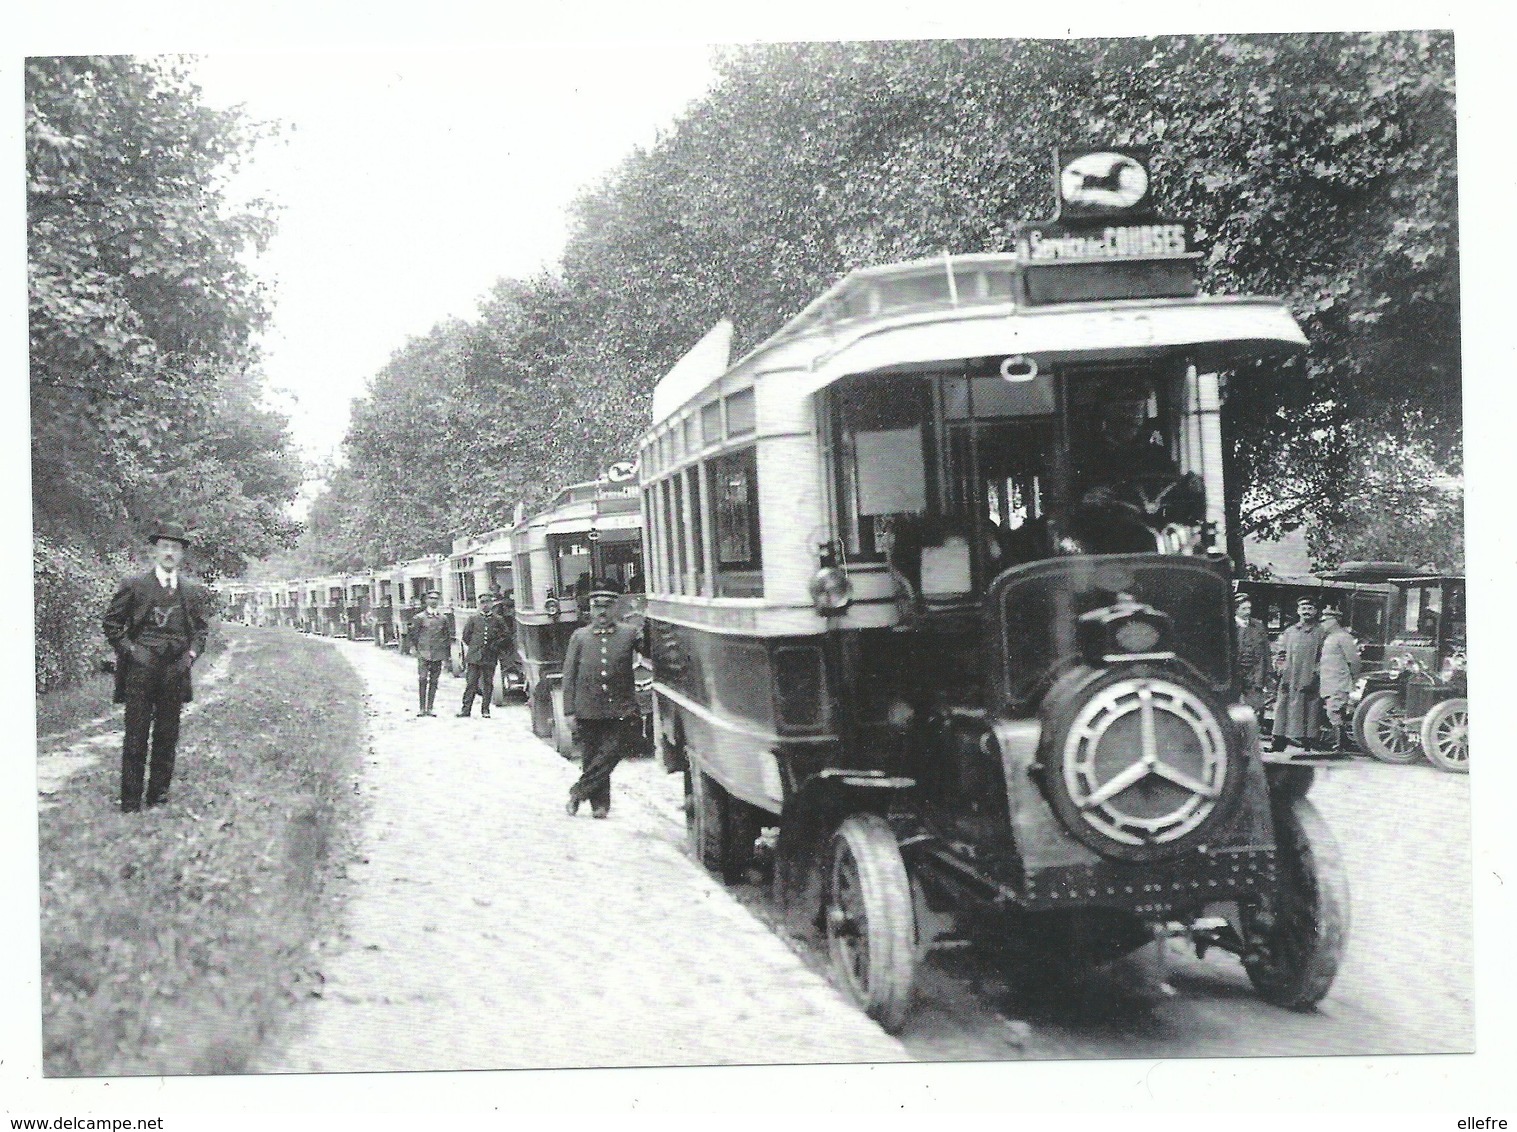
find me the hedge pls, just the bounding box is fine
[33,537,130,695]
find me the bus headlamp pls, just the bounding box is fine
[809,566,853,616]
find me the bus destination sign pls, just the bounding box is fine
[1013,145,1199,303]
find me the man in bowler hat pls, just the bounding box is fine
[101,521,211,812]
[563,578,641,819]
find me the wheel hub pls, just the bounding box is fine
[1062,677,1228,848]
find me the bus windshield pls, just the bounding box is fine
[827,359,1207,601]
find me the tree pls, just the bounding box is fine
[27,55,302,575]
[303,33,1459,571]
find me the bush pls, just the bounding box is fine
[33,537,130,694]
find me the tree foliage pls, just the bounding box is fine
[301,33,1459,572]
[28,55,303,579]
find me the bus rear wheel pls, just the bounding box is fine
[823,813,917,1034]
[685,767,760,882]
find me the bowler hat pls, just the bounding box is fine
[147,519,191,547]
[587,577,623,600]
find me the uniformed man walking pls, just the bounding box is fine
[457,592,506,718]
[408,590,452,717]
[101,520,211,812]
[562,579,641,819]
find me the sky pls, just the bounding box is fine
[191,48,722,469]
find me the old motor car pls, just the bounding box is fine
[1352,574,1467,772]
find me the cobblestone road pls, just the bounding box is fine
[255,637,908,1071]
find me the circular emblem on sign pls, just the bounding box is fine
[1061,677,1227,850]
[1060,151,1149,211]
[605,460,638,483]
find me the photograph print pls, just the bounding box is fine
[23,26,1476,1098]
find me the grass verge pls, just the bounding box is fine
[37,625,367,1076]
[35,632,230,740]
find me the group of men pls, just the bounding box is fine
[404,588,516,718]
[102,522,645,822]
[1235,592,1362,754]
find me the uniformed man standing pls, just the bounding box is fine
[408,590,452,717]
[1272,596,1327,751]
[101,520,211,812]
[1234,592,1271,715]
[457,592,505,718]
[562,579,641,819]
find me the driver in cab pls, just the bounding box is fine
[1066,383,1203,554]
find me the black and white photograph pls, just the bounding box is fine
[7,2,1511,1122]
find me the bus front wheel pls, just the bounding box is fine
[823,813,917,1034]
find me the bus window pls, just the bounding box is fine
[514,553,532,608]
[686,465,706,594]
[711,446,762,596]
[965,420,1055,575]
[831,377,935,560]
[552,536,592,601]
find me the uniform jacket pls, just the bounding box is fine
[102,570,212,704]
[1235,616,1270,692]
[461,608,510,665]
[561,622,640,719]
[408,608,454,661]
[1318,626,1362,699]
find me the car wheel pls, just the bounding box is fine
[1419,697,1469,774]
[1356,690,1421,763]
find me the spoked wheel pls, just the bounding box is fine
[1419,697,1469,774]
[1355,690,1421,763]
[1242,797,1350,1011]
[823,814,917,1033]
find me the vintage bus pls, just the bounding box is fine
[384,554,446,654]
[511,471,648,752]
[639,148,1346,1031]
[444,527,522,696]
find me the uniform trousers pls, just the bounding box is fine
[416,659,443,712]
[461,659,497,714]
[568,717,637,813]
[121,660,186,810]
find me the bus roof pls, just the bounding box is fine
[650,253,1306,422]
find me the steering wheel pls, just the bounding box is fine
[1079,472,1205,529]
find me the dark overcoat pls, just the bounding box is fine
[101,571,212,704]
